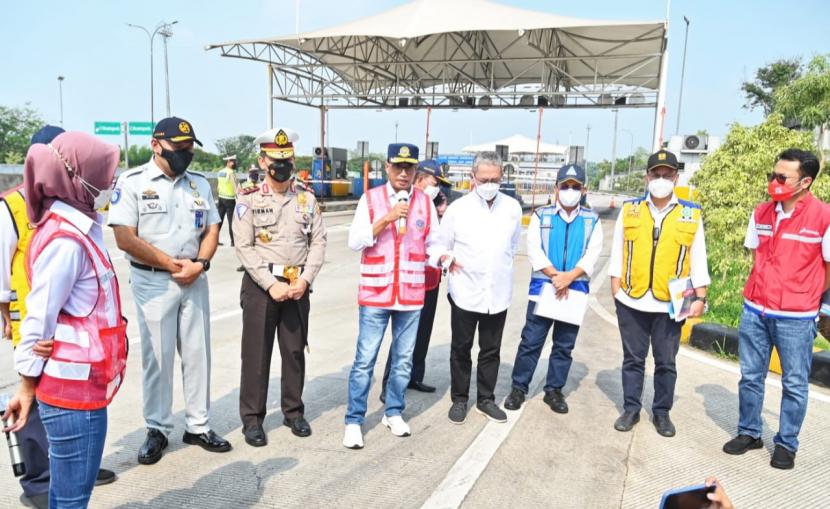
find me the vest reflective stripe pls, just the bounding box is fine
[743,193,830,315]
[217,169,236,199]
[620,198,701,302]
[3,190,33,347]
[529,206,597,297]
[358,186,431,307]
[27,214,128,410]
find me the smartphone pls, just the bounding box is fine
[659,484,716,509]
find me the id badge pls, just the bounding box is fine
[194,210,204,228]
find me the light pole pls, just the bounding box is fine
[127,20,178,124]
[57,76,65,127]
[394,121,399,143]
[158,23,177,116]
[610,108,619,191]
[621,128,634,189]
[675,16,690,135]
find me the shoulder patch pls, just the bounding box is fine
[235,203,250,219]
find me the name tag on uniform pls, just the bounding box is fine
[756,224,772,231]
[194,210,204,228]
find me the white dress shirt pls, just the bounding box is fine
[348,183,441,311]
[609,193,711,313]
[14,201,106,377]
[0,190,21,304]
[744,202,830,259]
[434,191,523,314]
[526,205,604,276]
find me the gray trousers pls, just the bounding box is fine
[131,268,211,435]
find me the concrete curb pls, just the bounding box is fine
[690,322,830,388]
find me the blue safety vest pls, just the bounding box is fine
[528,205,598,297]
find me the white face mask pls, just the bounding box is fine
[92,188,114,210]
[558,189,582,208]
[648,177,675,199]
[474,181,500,201]
[424,185,440,200]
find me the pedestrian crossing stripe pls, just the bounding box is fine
[236,203,249,219]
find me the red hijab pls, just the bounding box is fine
[24,132,120,225]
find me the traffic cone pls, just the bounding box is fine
[610,195,616,209]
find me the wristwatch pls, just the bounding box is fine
[195,258,211,272]
[692,296,707,304]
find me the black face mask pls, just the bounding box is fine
[267,161,293,182]
[160,148,194,176]
[250,172,260,183]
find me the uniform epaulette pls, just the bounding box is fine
[677,198,701,209]
[186,170,209,181]
[240,185,260,195]
[121,167,144,179]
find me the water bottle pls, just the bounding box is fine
[0,394,26,477]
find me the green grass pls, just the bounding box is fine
[815,335,830,351]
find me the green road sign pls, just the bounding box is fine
[94,121,121,135]
[128,122,154,135]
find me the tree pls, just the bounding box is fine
[121,145,153,168]
[191,148,223,172]
[741,58,802,115]
[774,54,830,159]
[690,114,818,326]
[0,104,45,163]
[215,135,257,172]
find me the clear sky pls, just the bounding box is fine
[2,0,828,161]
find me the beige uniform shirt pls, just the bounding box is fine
[233,182,327,290]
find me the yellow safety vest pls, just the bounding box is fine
[217,168,236,199]
[620,198,701,302]
[2,191,34,347]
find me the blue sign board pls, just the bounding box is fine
[437,154,474,166]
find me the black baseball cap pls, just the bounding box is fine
[556,164,586,184]
[152,117,203,146]
[646,150,678,172]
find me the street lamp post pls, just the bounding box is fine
[610,109,619,191]
[621,128,634,190]
[57,76,65,127]
[127,20,178,124]
[675,16,690,135]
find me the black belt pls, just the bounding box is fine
[268,264,305,283]
[130,261,170,273]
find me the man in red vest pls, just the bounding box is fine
[343,143,440,449]
[723,149,830,470]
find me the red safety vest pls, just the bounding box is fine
[26,213,128,410]
[743,192,830,318]
[358,185,431,307]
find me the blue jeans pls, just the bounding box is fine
[38,401,107,509]
[511,301,580,393]
[737,309,816,452]
[345,306,420,425]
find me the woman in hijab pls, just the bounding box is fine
[3,131,127,509]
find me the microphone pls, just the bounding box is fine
[395,190,409,235]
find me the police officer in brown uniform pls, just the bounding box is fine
[234,128,327,447]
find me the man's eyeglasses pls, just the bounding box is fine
[389,164,415,174]
[559,183,582,191]
[768,172,795,184]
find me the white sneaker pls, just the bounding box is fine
[343,424,364,449]
[382,415,411,437]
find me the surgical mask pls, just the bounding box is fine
[159,148,193,176]
[475,181,500,201]
[558,189,582,208]
[424,185,440,200]
[79,177,114,210]
[648,177,675,199]
[267,161,293,182]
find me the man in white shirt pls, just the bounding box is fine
[434,151,523,425]
[608,150,709,437]
[343,143,440,449]
[504,164,603,414]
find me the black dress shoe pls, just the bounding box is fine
[723,434,763,455]
[138,428,168,465]
[284,416,312,437]
[95,468,117,486]
[407,381,436,393]
[770,444,796,470]
[543,389,569,414]
[183,430,232,453]
[20,493,49,509]
[236,266,245,272]
[652,413,676,437]
[504,388,525,411]
[243,426,267,447]
[379,387,387,404]
[614,411,640,432]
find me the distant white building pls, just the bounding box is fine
[666,134,721,186]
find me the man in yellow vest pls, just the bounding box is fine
[0,125,115,509]
[608,149,710,437]
[216,155,239,246]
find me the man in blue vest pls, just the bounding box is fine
[505,164,603,413]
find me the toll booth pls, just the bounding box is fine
[312,147,348,197]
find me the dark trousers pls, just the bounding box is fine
[615,299,683,414]
[511,301,581,393]
[382,285,440,388]
[217,198,236,246]
[239,273,309,428]
[17,402,50,497]
[449,295,508,404]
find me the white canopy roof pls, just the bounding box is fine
[462,134,568,155]
[208,0,667,110]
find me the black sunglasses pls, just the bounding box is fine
[767,172,795,184]
[559,183,582,191]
